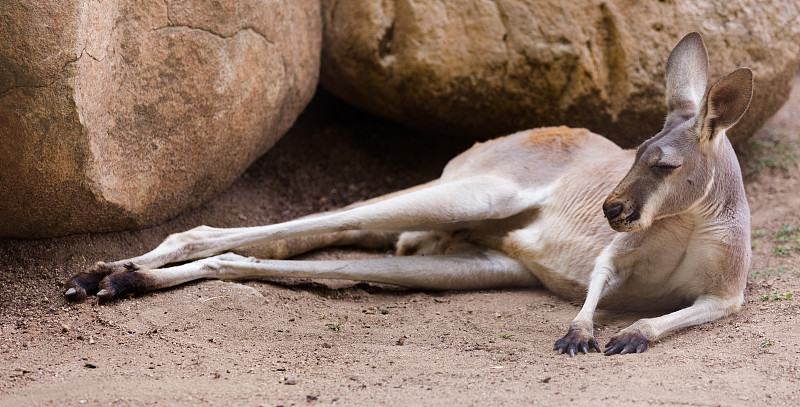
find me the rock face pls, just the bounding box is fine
[321,0,800,147]
[0,0,321,238]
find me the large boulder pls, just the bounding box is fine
[320,0,800,147]
[0,0,321,238]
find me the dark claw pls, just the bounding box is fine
[63,286,87,302]
[604,331,650,356]
[589,338,601,353]
[604,343,623,356]
[96,288,115,302]
[554,327,599,357]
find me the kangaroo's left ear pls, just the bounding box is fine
[697,67,753,143]
[665,32,708,119]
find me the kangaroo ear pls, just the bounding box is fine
[696,68,753,143]
[665,32,708,120]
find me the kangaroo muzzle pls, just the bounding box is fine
[603,197,642,232]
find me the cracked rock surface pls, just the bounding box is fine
[320,0,800,147]
[0,0,321,238]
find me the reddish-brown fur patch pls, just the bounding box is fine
[524,126,592,150]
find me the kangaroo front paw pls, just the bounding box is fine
[554,327,601,357]
[65,262,123,302]
[604,330,650,356]
[95,263,155,302]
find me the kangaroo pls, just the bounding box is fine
[65,33,753,356]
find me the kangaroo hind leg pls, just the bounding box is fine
[66,175,535,301]
[95,249,541,300]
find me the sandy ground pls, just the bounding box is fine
[2,78,800,406]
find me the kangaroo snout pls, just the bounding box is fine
[603,197,642,232]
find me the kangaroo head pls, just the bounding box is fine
[604,32,753,232]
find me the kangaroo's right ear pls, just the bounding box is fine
[664,32,709,123]
[695,67,753,143]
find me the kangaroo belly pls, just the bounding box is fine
[502,218,613,301]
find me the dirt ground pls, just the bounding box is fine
[2,76,800,406]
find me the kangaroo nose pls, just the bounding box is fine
[603,201,624,220]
